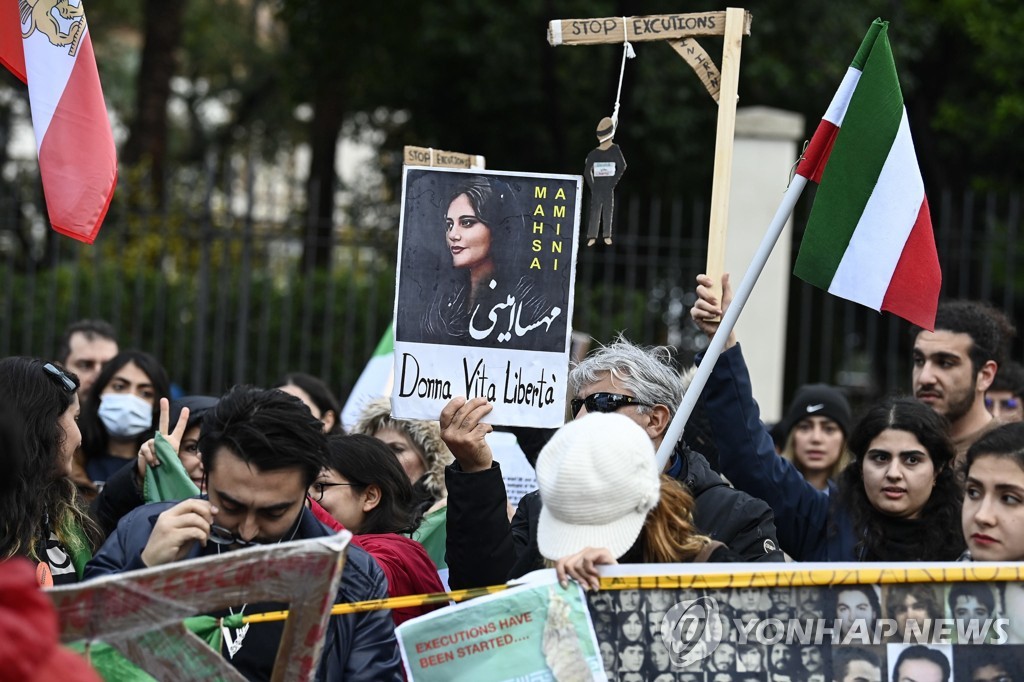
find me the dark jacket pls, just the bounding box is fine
[85,501,403,681]
[445,439,784,590]
[89,459,144,540]
[698,343,857,561]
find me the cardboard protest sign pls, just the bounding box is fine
[574,563,1024,682]
[50,533,352,682]
[396,572,605,681]
[392,167,582,427]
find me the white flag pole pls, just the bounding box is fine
[655,174,809,471]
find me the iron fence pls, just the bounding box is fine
[1,166,1020,412]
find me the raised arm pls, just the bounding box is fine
[691,274,832,560]
[441,397,519,588]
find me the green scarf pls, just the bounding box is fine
[143,432,200,504]
[68,614,246,680]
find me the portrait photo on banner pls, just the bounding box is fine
[392,167,582,428]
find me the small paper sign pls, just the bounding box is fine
[397,571,606,681]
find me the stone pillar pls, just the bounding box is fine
[724,106,805,422]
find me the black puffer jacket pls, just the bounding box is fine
[446,442,784,590]
[85,501,403,681]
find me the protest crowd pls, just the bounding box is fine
[4,278,1024,681]
[2,5,1024,681]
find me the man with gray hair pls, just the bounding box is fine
[442,336,783,590]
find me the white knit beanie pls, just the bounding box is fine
[536,412,660,561]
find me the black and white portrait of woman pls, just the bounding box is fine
[396,169,576,353]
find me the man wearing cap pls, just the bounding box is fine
[441,337,783,591]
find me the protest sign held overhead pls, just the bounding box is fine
[393,167,582,428]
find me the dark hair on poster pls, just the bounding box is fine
[395,169,576,352]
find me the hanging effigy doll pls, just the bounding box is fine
[584,116,627,246]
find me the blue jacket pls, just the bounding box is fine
[85,501,403,681]
[699,344,857,561]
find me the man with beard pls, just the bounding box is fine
[913,300,1015,460]
[768,644,798,682]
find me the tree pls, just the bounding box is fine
[119,1,188,203]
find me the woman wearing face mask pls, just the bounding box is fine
[0,357,100,585]
[78,350,170,495]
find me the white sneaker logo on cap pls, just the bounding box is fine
[805,403,825,413]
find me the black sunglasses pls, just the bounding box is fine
[42,362,78,394]
[570,392,652,418]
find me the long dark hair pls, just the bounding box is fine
[324,434,422,535]
[79,350,170,460]
[277,372,344,435]
[443,174,525,279]
[837,396,963,559]
[0,357,97,561]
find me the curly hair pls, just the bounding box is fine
[837,396,964,560]
[0,357,98,562]
[919,299,1017,374]
[351,397,452,503]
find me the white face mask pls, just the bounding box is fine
[98,393,153,439]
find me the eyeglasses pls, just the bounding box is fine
[208,513,303,548]
[310,480,358,503]
[208,524,257,547]
[42,362,78,394]
[569,392,652,418]
[985,396,1021,411]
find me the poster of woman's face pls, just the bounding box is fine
[395,168,580,353]
[392,167,582,427]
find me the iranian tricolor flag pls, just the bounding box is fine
[1,0,116,244]
[340,324,395,430]
[793,19,940,330]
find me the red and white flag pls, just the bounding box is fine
[1,0,116,244]
[793,19,940,330]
